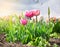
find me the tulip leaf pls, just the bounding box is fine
[48,7,50,16]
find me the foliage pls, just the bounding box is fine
[27,37,50,47]
[53,44,58,47]
[50,32,60,38]
[0,15,54,46]
[52,21,60,33]
[0,18,8,34]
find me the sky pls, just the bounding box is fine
[0,0,60,18]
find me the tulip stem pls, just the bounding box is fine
[36,16,37,23]
[48,15,50,22]
[30,18,31,20]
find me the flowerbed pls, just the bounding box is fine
[0,10,60,47]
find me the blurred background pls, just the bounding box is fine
[0,0,60,18]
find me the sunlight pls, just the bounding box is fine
[0,1,15,16]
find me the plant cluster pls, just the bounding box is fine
[0,9,60,47]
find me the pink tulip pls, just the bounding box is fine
[25,11,33,18]
[20,19,27,25]
[53,17,56,22]
[33,10,40,16]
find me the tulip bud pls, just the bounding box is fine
[20,19,27,25]
[53,17,56,22]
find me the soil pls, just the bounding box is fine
[49,38,60,45]
[0,33,60,47]
[49,38,60,47]
[0,33,35,47]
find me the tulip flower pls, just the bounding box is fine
[12,17,16,23]
[33,10,40,16]
[19,15,22,19]
[25,11,33,19]
[32,10,40,22]
[53,17,56,23]
[20,19,27,25]
[46,18,49,23]
[3,16,10,21]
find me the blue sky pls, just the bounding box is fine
[0,0,60,18]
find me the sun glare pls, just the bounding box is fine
[0,1,15,16]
